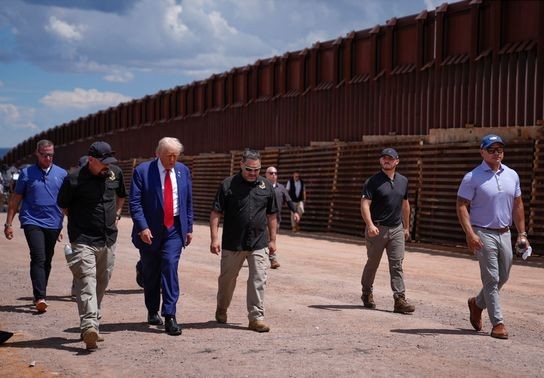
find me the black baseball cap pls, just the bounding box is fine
[88,141,117,164]
[380,147,399,159]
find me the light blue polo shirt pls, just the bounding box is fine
[15,163,67,229]
[457,162,521,228]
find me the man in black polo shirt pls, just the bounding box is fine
[360,147,415,314]
[57,141,126,350]
[210,149,278,332]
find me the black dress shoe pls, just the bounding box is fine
[148,312,163,325]
[165,316,182,336]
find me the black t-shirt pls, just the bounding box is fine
[361,170,408,227]
[212,172,278,251]
[57,164,127,247]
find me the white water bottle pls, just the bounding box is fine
[64,244,73,256]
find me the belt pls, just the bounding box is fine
[472,225,509,234]
[374,222,401,228]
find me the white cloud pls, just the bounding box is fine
[45,16,85,41]
[104,70,134,83]
[164,1,189,38]
[208,11,238,39]
[0,103,39,131]
[424,0,439,10]
[40,88,131,109]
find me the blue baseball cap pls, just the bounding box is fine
[480,134,505,149]
[380,147,399,159]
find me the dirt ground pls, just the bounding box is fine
[0,218,543,377]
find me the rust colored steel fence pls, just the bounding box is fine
[3,0,543,167]
[116,135,543,256]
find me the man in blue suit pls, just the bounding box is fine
[130,137,193,336]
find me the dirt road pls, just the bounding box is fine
[1,219,543,377]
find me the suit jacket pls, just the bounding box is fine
[130,159,193,251]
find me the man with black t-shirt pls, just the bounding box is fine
[210,149,278,332]
[57,141,126,350]
[360,147,415,314]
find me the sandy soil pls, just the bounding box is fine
[0,218,543,377]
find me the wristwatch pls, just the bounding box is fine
[4,223,12,228]
[519,232,528,237]
[116,214,122,220]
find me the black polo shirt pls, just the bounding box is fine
[361,170,408,227]
[212,172,278,251]
[57,164,126,247]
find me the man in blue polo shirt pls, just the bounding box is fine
[4,140,67,313]
[457,134,529,340]
[360,147,415,314]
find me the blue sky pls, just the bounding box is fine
[0,0,438,151]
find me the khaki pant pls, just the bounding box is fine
[361,224,406,298]
[217,248,268,321]
[65,243,115,332]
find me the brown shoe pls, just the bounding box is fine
[394,295,415,313]
[81,332,105,342]
[215,309,227,324]
[248,319,270,333]
[82,327,99,350]
[270,259,280,269]
[361,292,376,309]
[491,323,508,339]
[35,299,48,313]
[468,297,483,331]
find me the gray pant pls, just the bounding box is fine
[361,224,406,298]
[217,248,268,321]
[65,243,115,332]
[473,228,513,326]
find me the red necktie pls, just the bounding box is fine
[164,169,174,228]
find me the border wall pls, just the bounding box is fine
[117,127,544,254]
[3,0,543,167]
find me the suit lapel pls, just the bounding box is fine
[174,164,182,207]
[150,159,164,208]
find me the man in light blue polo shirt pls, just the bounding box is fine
[4,140,67,313]
[456,134,529,340]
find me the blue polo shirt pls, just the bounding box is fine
[15,163,67,229]
[457,162,521,228]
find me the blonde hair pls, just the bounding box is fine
[156,137,183,154]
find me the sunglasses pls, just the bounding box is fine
[243,165,261,173]
[38,152,54,158]
[485,147,504,154]
[266,171,277,175]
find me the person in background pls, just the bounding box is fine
[57,141,126,350]
[457,134,528,340]
[130,137,193,336]
[264,166,300,269]
[285,171,306,233]
[210,149,278,332]
[4,140,66,313]
[360,148,415,314]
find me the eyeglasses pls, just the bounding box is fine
[485,147,504,154]
[266,171,277,175]
[243,165,261,173]
[38,152,54,158]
